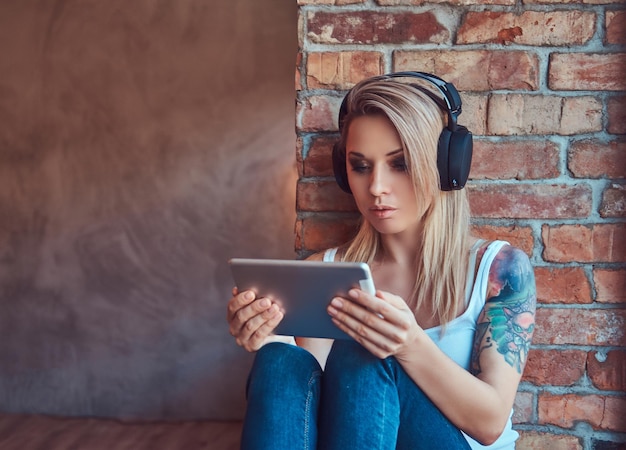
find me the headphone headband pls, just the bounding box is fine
[378,71,463,120]
[338,71,463,132]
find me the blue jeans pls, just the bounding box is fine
[241,341,471,450]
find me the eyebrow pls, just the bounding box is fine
[348,149,404,158]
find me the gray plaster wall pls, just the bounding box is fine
[0,0,298,420]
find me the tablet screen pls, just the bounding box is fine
[229,258,375,339]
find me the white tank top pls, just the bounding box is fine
[323,241,518,449]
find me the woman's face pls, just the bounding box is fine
[345,114,429,237]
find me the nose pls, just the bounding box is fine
[369,165,391,197]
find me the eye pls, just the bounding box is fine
[348,156,371,174]
[349,161,371,173]
[391,157,408,172]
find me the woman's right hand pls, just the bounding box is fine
[226,287,284,352]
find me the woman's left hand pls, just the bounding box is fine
[327,289,421,359]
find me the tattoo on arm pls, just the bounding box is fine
[471,246,537,375]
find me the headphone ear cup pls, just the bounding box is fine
[437,129,453,190]
[332,142,352,194]
[437,126,473,191]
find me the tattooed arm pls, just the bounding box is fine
[454,244,536,442]
[472,245,536,377]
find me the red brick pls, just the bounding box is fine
[588,350,626,391]
[522,349,586,386]
[459,94,488,136]
[538,393,626,432]
[378,0,514,5]
[298,0,364,4]
[559,97,604,134]
[534,267,592,304]
[296,52,303,91]
[469,184,592,219]
[306,11,448,45]
[600,184,626,218]
[487,94,602,135]
[542,224,626,263]
[568,139,626,179]
[469,224,534,254]
[526,0,623,4]
[297,95,342,132]
[295,215,360,252]
[306,52,384,89]
[297,180,358,212]
[607,95,626,135]
[534,308,626,346]
[458,11,595,46]
[516,432,582,450]
[471,140,560,180]
[301,135,336,177]
[606,11,626,45]
[594,269,626,304]
[549,53,626,91]
[296,137,305,178]
[295,219,303,251]
[393,50,538,91]
[513,391,534,424]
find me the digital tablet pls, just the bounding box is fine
[228,258,376,339]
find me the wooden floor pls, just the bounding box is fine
[0,414,242,450]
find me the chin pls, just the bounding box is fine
[370,221,405,235]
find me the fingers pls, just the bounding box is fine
[337,289,412,328]
[226,289,256,322]
[240,309,284,352]
[327,289,414,358]
[233,298,282,350]
[227,289,284,352]
[328,297,400,339]
[329,306,405,358]
[228,290,278,326]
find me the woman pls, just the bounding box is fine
[227,72,536,449]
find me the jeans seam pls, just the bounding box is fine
[378,381,387,449]
[303,369,321,450]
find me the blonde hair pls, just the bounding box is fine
[336,77,471,326]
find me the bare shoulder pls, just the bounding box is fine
[305,247,342,262]
[306,252,326,262]
[486,244,535,304]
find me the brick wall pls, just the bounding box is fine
[295,0,626,448]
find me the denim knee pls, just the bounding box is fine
[246,342,322,399]
[324,340,394,380]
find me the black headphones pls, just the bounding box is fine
[332,71,473,193]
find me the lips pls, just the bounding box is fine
[369,205,396,219]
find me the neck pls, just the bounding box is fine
[377,232,421,267]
